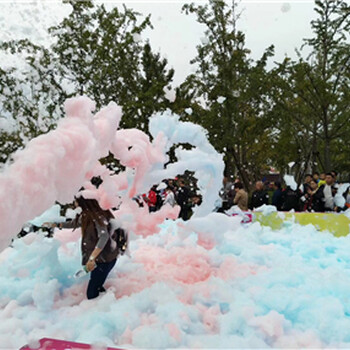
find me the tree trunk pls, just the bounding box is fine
[317,153,325,172]
[229,147,251,191]
[224,155,235,178]
[311,123,318,173]
[324,137,331,172]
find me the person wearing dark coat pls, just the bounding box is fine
[301,174,313,195]
[250,181,269,210]
[176,179,191,220]
[303,180,325,212]
[281,186,301,211]
[272,182,283,211]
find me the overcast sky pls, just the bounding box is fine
[0,1,317,86]
[127,0,316,84]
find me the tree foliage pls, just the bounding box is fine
[181,0,276,189]
[180,0,350,185]
[271,0,350,174]
[0,0,174,162]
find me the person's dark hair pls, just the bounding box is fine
[75,196,114,234]
[313,172,319,176]
[305,174,312,179]
[192,194,202,206]
[235,182,243,190]
[326,172,334,178]
[275,181,281,189]
[91,176,103,189]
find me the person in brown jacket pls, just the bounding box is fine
[47,196,120,299]
[233,182,249,211]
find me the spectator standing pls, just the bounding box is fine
[233,182,248,211]
[313,172,320,184]
[323,173,337,211]
[281,186,301,211]
[303,180,325,212]
[168,179,178,193]
[220,176,235,210]
[272,182,283,211]
[187,194,203,219]
[142,185,158,212]
[301,174,313,195]
[176,179,191,220]
[331,170,338,184]
[163,186,177,207]
[250,181,269,210]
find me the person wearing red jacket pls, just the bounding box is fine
[142,185,158,212]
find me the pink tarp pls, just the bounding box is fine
[20,338,122,350]
[228,212,253,223]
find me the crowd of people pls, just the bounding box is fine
[138,178,202,221]
[140,171,350,215]
[220,171,350,213]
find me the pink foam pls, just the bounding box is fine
[114,199,180,238]
[202,305,220,333]
[214,256,268,280]
[248,310,287,338]
[196,232,216,250]
[114,239,267,301]
[133,245,212,284]
[166,323,182,342]
[0,97,121,252]
[111,129,166,199]
[119,326,133,345]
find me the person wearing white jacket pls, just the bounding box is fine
[163,186,177,207]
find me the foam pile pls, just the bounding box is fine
[1,215,350,348]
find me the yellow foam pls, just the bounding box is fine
[254,212,350,237]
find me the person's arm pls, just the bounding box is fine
[85,222,109,271]
[59,216,81,229]
[93,222,109,254]
[44,216,81,229]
